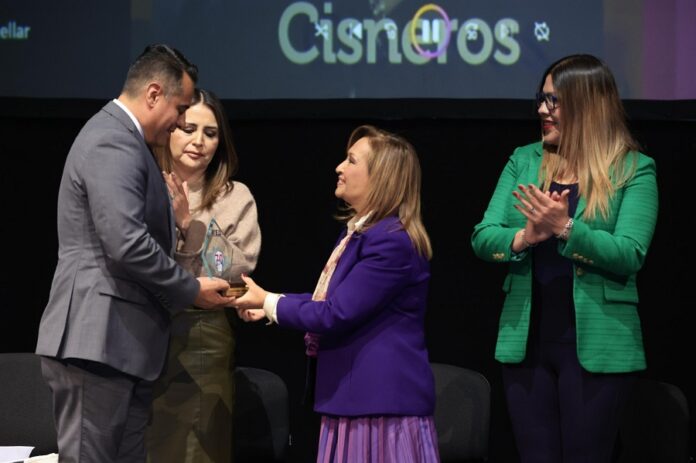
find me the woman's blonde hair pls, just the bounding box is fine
[338,125,432,259]
[539,54,639,219]
[155,88,238,211]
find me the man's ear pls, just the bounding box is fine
[145,82,163,108]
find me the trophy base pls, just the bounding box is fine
[226,284,248,297]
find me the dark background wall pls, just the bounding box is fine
[1,99,693,462]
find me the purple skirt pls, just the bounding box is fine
[317,415,440,463]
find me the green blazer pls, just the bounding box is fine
[471,141,658,373]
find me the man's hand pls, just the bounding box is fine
[194,277,235,309]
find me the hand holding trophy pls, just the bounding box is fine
[201,218,248,297]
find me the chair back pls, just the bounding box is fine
[431,362,490,462]
[617,378,691,463]
[233,366,290,462]
[0,353,58,456]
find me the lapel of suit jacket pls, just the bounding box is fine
[160,160,176,256]
[574,192,587,219]
[168,203,176,256]
[103,101,176,255]
[326,230,362,296]
[529,143,543,185]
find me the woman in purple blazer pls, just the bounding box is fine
[235,125,439,462]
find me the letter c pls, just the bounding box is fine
[279,2,320,64]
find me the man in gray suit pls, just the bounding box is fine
[36,44,235,462]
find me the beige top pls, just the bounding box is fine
[174,180,261,280]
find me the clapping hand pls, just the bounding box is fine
[163,171,192,233]
[513,184,571,243]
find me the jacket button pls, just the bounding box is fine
[576,267,585,276]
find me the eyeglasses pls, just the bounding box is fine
[536,92,559,111]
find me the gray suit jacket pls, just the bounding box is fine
[36,101,200,381]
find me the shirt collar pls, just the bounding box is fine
[348,211,373,233]
[112,99,144,138]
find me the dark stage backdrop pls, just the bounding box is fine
[1,100,694,462]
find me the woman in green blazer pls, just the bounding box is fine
[472,55,658,462]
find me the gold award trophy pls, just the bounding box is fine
[201,218,248,297]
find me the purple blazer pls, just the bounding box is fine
[277,216,435,417]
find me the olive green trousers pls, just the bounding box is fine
[148,309,236,463]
